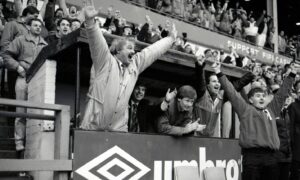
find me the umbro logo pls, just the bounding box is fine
[75,146,150,180]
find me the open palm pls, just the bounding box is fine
[82,0,101,20]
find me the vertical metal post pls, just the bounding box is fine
[74,46,81,128]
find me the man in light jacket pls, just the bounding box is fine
[80,0,177,132]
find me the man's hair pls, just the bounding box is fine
[177,85,197,100]
[205,71,217,85]
[22,6,39,17]
[109,38,135,55]
[71,18,81,25]
[247,87,265,99]
[56,18,70,27]
[55,8,63,17]
[26,0,38,6]
[28,18,43,26]
[204,49,212,55]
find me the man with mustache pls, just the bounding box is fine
[80,0,177,132]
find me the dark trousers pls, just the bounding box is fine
[278,162,291,180]
[290,161,300,180]
[242,148,279,180]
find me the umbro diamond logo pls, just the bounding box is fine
[75,146,150,180]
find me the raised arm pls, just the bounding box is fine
[194,56,206,98]
[82,0,111,74]
[134,21,177,73]
[211,62,248,115]
[39,0,49,19]
[268,70,296,115]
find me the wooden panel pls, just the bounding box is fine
[0,160,72,171]
[0,98,68,111]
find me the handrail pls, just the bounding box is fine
[0,98,71,180]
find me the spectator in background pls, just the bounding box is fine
[15,0,48,20]
[2,18,47,155]
[256,11,272,48]
[45,18,71,44]
[71,18,82,31]
[279,31,287,54]
[243,11,265,45]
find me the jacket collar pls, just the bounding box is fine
[25,33,48,46]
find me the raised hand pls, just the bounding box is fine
[195,55,205,66]
[82,0,102,21]
[165,88,177,103]
[168,23,177,40]
[211,61,221,74]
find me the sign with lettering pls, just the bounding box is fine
[74,130,241,180]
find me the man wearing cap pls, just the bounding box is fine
[156,85,206,136]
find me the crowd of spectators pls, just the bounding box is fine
[124,0,300,59]
[0,0,299,179]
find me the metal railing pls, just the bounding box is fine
[0,98,72,180]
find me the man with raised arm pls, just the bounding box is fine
[210,62,296,180]
[80,0,177,131]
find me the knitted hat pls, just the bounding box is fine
[177,85,197,100]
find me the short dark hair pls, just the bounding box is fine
[205,71,217,85]
[204,49,212,55]
[28,18,43,26]
[55,8,63,17]
[247,87,265,99]
[71,18,81,25]
[22,6,39,17]
[177,85,197,100]
[56,18,70,27]
[26,0,38,6]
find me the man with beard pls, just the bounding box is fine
[2,18,48,155]
[80,0,177,132]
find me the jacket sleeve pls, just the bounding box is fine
[134,35,174,73]
[0,22,16,52]
[268,73,295,116]
[218,73,248,116]
[194,62,206,98]
[157,113,185,136]
[232,71,255,92]
[85,22,111,76]
[3,37,21,71]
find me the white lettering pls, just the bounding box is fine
[154,161,162,180]
[164,161,172,180]
[226,160,239,180]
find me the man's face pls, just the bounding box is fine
[249,92,266,109]
[27,0,37,7]
[71,21,81,31]
[117,41,135,66]
[123,27,132,36]
[178,97,194,112]
[26,13,38,23]
[205,50,212,58]
[58,19,70,36]
[207,75,220,95]
[30,20,42,35]
[70,6,77,14]
[132,86,146,102]
[55,10,64,19]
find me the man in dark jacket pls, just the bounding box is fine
[288,80,300,180]
[211,62,295,180]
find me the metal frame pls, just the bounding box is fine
[0,98,71,180]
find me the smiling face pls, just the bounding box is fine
[116,41,135,66]
[177,97,194,112]
[30,19,42,36]
[132,85,146,102]
[207,75,220,95]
